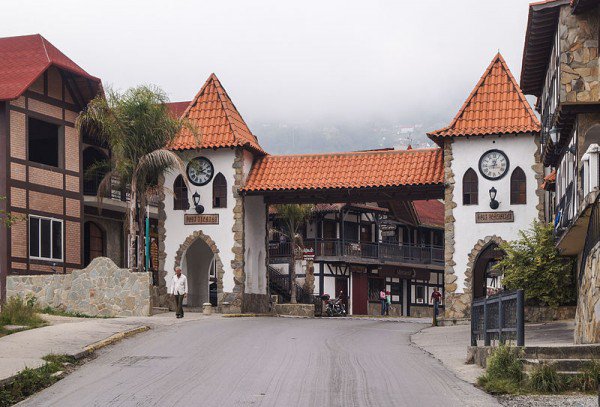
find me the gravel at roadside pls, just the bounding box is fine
[498,394,597,406]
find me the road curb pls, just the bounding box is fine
[75,325,150,359]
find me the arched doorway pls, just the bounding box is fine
[472,243,504,299]
[182,238,218,307]
[83,147,109,196]
[84,221,105,266]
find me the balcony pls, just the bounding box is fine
[268,238,444,269]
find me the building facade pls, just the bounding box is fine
[268,200,444,317]
[521,0,600,343]
[428,53,543,320]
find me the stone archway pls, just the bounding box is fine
[174,230,225,305]
[464,235,505,301]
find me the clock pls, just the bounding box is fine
[478,149,509,180]
[187,157,214,186]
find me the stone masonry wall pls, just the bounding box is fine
[559,6,599,104]
[6,257,151,317]
[575,242,600,343]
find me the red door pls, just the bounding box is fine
[352,273,368,315]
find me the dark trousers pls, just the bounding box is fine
[381,299,386,315]
[174,294,185,317]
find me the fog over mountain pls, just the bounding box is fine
[1,0,537,154]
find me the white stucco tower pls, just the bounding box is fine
[428,53,543,319]
[159,74,268,313]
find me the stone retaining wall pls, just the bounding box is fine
[274,303,315,317]
[525,305,577,323]
[6,257,151,317]
[576,242,600,343]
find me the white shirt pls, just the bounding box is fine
[170,274,188,295]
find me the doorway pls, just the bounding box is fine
[472,243,504,299]
[183,237,217,307]
[84,221,105,267]
[352,272,368,315]
[335,277,348,311]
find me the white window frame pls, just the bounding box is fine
[29,215,64,262]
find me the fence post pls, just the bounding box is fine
[516,289,525,347]
[470,307,476,346]
[498,295,504,345]
[483,298,490,346]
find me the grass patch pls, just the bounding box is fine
[0,354,80,406]
[0,297,45,337]
[39,306,111,319]
[477,345,524,394]
[528,363,563,393]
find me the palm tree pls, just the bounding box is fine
[274,204,314,303]
[77,85,194,270]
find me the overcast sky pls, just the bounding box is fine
[1,0,535,127]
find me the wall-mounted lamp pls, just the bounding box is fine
[489,187,499,210]
[192,191,204,214]
[549,127,559,144]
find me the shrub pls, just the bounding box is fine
[527,363,563,393]
[571,360,600,392]
[0,296,44,327]
[494,222,575,307]
[478,345,524,394]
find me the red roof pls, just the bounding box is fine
[243,148,443,192]
[169,74,265,154]
[0,34,100,101]
[428,53,540,141]
[413,200,444,228]
[166,101,191,118]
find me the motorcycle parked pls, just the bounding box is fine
[321,293,346,317]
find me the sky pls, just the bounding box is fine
[1,0,536,148]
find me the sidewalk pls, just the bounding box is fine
[411,320,576,384]
[0,312,208,383]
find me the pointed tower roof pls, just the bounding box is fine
[0,34,100,102]
[170,74,266,155]
[428,53,540,143]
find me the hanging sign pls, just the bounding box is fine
[475,211,514,223]
[184,214,219,225]
[303,248,315,260]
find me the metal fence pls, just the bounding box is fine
[470,289,525,347]
[580,194,600,283]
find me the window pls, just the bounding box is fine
[510,167,527,205]
[415,285,425,304]
[29,216,63,261]
[28,117,62,167]
[213,173,227,208]
[463,168,478,205]
[368,277,384,302]
[173,175,189,210]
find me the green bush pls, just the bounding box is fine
[527,363,563,393]
[571,360,600,392]
[0,296,44,327]
[494,222,575,307]
[478,345,524,394]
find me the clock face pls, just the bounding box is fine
[187,157,214,186]
[479,149,509,180]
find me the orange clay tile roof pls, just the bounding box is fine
[169,74,266,155]
[242,148,443,192]
[541,169,557,190]
[412,200,444,228]
[428,53,540,142]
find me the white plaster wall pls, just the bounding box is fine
[452,134,539,293]
[244,195,267,294]
[163,149,237,294]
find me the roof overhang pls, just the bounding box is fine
[520,0,570,97]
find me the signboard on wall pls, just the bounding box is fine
[475,211,514,224]
[184,214,219,225]
[303,248,315,260]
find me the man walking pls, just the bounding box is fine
[170,267,188,318]
[431,287,442,326]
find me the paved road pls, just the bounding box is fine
[21,317,499,407]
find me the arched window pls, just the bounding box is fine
[510,167,527,205]
[463,168,478,205]
[213,173,227,208]
[173,175,189,210]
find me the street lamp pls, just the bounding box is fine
[489,187,499,210]
[192,191,204,214]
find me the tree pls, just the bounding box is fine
[0,196,21,227]
[274,204,314,303]
[494,221,575,307]
[77,85,194,271]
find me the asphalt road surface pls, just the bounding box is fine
[21,317,500,407]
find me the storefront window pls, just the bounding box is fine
[368,277,384,301]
